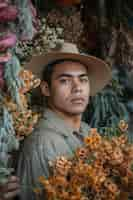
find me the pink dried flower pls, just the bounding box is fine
[0,64,4,89]
[0,33,17,51]
[0,5,18,22]
[0,52,12,63]
[0,0,9,2]
[0,3,8,9]
[0,64,3,77]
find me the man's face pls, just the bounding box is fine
[42,61,90,116]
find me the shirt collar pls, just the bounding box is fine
[42,108,89,137]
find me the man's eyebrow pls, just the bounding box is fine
[56,73,88,79]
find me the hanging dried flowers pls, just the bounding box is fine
[3,95,39,139]
[0,4,18,22]
[0,0,38,184]
[19,69,40,94]
[0,64,4,89]
[46,8,83,48]
[16,7,84,64]
[35,124,133,200]
[16,17,64,64]
[0,33,17,51]
[3,69,41,139]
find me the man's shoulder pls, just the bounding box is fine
[20,125,66,162]
[21,117,61,153]
[24,126,57,146]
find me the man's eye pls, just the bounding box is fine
[80,78,89,82]
[60,79,70,83]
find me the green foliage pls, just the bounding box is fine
[0,0,36,184]
[90,89,128,135]
[0,101,19,183]
[84,69,129,137]
[4,54,23,107]
[14,0,36,40]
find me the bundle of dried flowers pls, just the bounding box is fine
[16,17,64,64]
[46,8,83,48]
[3,69,40,139]
[16,7,85,64]
[0,0,38,184]
[35,122,133,200]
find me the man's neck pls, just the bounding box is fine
[48,106,82,131]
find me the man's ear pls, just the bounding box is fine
[40,81,50,97]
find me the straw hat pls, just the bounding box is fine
[25,42,111,96]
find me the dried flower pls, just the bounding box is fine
[16,17,64,64]
[0,5,18,22]
[3,89,40,139]
[76,147,88,160]
[118,120,128,132]
[0,52,12,63]
[0,64,4,89]
[33,188,41,195]
[0,33,17,51]
[35,126,133,200]
[19,69,40,93]
[54,156,72,176]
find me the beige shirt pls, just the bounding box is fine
[17,108,90,200]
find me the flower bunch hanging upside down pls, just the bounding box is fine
[19,69,41,94]
[35,126,133,200]
[3,69,40,139]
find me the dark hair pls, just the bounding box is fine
[42,58,88,87]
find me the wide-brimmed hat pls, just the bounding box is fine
[25,42,111,96]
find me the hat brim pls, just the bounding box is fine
[25,52,112,96]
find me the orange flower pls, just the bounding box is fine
[111,147,123,165]
[38,176,47,185]
[118,134,127,145]
[33,188,41,195]
[84,136,101,150]
[19,69,40,93]
[76,147,88,160]
[104,179,119,194]
[103,140,113,154]
[118,120,128,132]
[54,156,72,176]
[84,136,93,146]
[37,131,133,199]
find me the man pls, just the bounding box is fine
[17,43,111,200]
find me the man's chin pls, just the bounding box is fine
[67,108,85,116]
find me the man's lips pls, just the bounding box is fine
[71,97,85,104]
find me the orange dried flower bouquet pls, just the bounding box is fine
[3,69,40,139]
[35,124,133,200]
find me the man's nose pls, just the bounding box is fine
[72,79,82,93]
